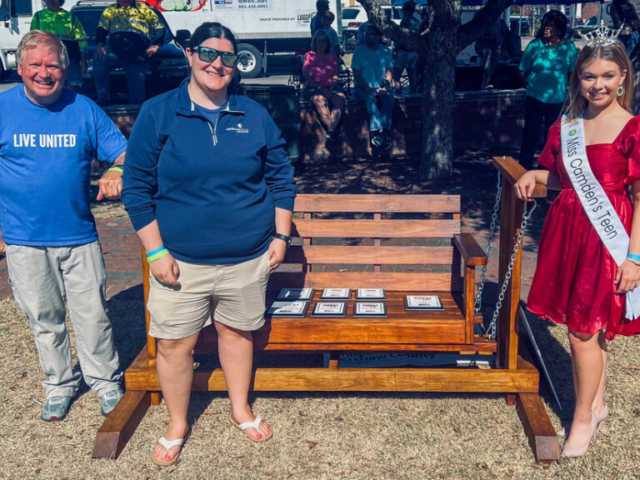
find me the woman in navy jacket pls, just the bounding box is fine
[122,22,296,465]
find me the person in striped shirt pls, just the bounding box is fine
[92,0,165,105]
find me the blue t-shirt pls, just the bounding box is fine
[519,38,578,104]
[352,44,394,90]
[194,102,226,126]
[0,86,127,246]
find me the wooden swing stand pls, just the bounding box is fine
[93,157,559,463]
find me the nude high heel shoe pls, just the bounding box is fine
[561,412,599,458]
[559,404,609,438]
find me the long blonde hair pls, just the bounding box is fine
[565,41,634,119]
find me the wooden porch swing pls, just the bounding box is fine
[92,156,559,463]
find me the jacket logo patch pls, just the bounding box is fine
[227,122,249,133]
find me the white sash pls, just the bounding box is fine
[560,115,640,321]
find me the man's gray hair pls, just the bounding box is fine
[16,30,70,69]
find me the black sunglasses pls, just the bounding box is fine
[192,46,239,67]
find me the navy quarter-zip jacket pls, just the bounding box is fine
[122,80,296,264]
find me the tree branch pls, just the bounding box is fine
[457,0,514,50]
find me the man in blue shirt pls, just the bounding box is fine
[0,31,127,422]
[352,24,395,151]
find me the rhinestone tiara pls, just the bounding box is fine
[582,21,623,48]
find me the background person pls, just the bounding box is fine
[30,0,87,89]
[322,10,341,58]
[310,0,329,37]
[518,10,577,170]
[0,31,126,422]
[474,10,501,90]
[303,29,346,142]
[92,0,165,105]
[505,19,523,64]
[515,40,640,457]
[122,22,296,466]
[352,24,395,151]
[611,0,640,57]
[357,20,389,47]
[393,0,420,95]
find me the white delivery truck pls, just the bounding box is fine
[0,0,341,78]
[146,0,342,78]
[0,0,36,78]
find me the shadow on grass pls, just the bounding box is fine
[107,286,147,372]
[521,306,574,423]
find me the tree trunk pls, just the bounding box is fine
[419,10,459,180]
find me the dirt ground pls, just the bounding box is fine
[1,150,640,480]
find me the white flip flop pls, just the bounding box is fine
[229,415,273,443]
[151,435,186,466]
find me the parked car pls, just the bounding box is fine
[341,5,402,31]
[70,0,189,98]
[573,15,599,36]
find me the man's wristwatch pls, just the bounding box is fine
[273,233,292,248]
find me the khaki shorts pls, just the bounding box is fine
[148,251,271,340]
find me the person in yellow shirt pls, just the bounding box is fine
[31,0,87,88]
[92,0,164,105]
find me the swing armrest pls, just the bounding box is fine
[453,233,487,267]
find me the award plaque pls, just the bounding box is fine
[355,288,386,301]
[277,288,315,301]
[267,301,310,318]
[312,302,347,318]
[404,295,445,311]
[353,302,387,318]
[320,288,351,300]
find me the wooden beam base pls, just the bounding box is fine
[126,361,539,394]
[516,392,559,464]
[92,390,151,459]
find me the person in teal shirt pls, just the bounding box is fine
[352,24,395,150]
[518,10,577,169]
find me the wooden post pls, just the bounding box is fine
[491,158,547,371]
[496,179,524,371]
[492,157,558,463]
[328,352,341,369]
[140,245,156,361]
[373,212,381,273]
[141,246,161,406]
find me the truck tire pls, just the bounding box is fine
[236,43,263,79]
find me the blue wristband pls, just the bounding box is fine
[628,253,640,262]
[146,246,166,258]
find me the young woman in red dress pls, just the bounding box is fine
[515,40,640,457]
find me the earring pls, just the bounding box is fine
[618,85,624,96]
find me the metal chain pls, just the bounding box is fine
[485,199,538,340]
[474,172,502,314]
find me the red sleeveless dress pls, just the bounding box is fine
[527,116,640,340]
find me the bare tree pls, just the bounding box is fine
[357,0,514,179]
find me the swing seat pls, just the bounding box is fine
[121,194,534,397]
[198,194,490,355]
